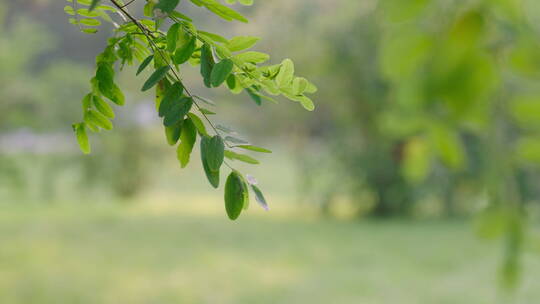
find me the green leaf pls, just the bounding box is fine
[211,59,234,87]
[81,93,92,111]
[154,0,180,14]
[167,23,180,52]
[224,171,247,220]
[89,0,101,11]
[224,150,259,164]
[142,66,171,91]
[170,11,193,22]
[81,28,98,34]
[236,145,272,153]
[136,55,154,76]
[298,95,315,111]
[199,108,216,115]
[92,95,115,119]
[85,109,113,130]
[205,135,225,171]
[64,6,75,15]
[198,30,229,44]
[96,62,114,95]
[235,51,269,64]
[200,43,215,88]
[187,113,209,136]
[74,123,91,154]
[103,83,125,106]
[226,36,260,52]
[158,82,184,117]
[226,74,237,90]
[202,0,249,23]
[292,77,308,95]
[79,18,101,26]
[250,184,269,211]
[201,137,220,188]
[276,58,294,88]
[177,118,197,168]
[246,88,262,106]
[163,97,193,126]
[173,36,196,64]
[165,120,183,146]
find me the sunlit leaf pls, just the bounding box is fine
[73,123,91,154]
[177,118,197,168]
[225,150,259,164]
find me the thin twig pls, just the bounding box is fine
[120,0,137,8]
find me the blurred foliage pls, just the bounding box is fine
[242,0,540,288]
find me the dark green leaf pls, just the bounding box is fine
[224,171,247,220]
[158,82,184,117]
[177,118,197,168]
[201,137,220,188]
[154,0,180,14]
[246,88,262,105]
[163,97,193,126]
[136,55,154,76]
[211,59,234,87]
[226,74,237,90]
[200,43,215,88]
[96,62,114,95]
[89,0,101,11]
[205,136,225,171]
[142,66,171,91]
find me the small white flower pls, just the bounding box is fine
[246,174,258,185]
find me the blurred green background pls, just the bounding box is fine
[2,0,540,303]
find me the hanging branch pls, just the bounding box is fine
[65,0,316,220]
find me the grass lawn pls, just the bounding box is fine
[0,200,539,304]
